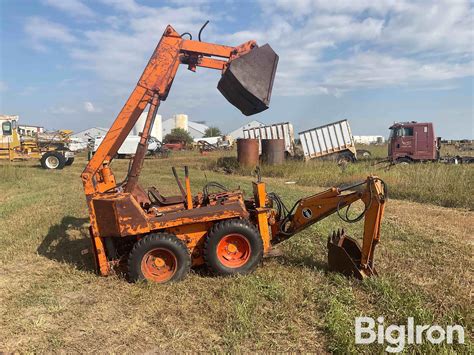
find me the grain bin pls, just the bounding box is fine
[174,114,188,131]
[237,138,259,167]
[132,111,148,135]
[132,111,162,142]
[151,114,162,142]
[261,139,285,165]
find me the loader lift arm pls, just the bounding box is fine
[272,177,387,279]
[81,25,277,200]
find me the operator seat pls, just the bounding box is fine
[148,186,184,206]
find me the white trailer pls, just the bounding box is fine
[298,119,357,162]
[94,135,159,157]
[243,122,295,156]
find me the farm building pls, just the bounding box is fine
[71,127,109,141]
[228,120,265,139]
[162,114,208,139]
[353,135,385,144]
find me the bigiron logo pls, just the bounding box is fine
[355,317,465,353]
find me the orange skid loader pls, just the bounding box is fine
[81,24,387,283]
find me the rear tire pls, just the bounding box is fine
[204,219,263,276]
[127,233,190,283]
[397,157,412,165]
[40,151,66,169]
[336,152,355,165]
[65,157,74,166]
[356,149,371,159]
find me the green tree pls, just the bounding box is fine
[203,127,222,137]
[164,128,193,145]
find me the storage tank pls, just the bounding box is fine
[151,114,162,142]
[174,114,188,132]
[132,112,163,142]
[261,139,285,165]
[132,111,147,136]
[237,139,259,167]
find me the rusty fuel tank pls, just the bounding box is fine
[237,138,259,167]
[261,139,285,165]
[218,44,279,116]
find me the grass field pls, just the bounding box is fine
[0,153,472,353]
[207,145,474,210]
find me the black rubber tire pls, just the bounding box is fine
[336,152,355,164]
[127,233,191,283]
[397,157,412,165]
[40,151,66,169]
[204,219,263,276]
[65,157,74,166]
[356,149,371,159]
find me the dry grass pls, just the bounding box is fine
[0,154,472,353]
[206,144,474,210]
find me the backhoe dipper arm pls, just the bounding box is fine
[81,25,256,197]
[276,176,386,277]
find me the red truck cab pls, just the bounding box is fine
[388,122,439,162]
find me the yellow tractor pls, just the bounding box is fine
[0,115,75,169]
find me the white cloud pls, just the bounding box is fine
[84,101,101,113]
[98,0,148,14]
[41,0,473,111]
[24,17,76,51]
[48,106,77,114]
[42,0,95,18]
[319,53,473,93]
[240,0,474,96]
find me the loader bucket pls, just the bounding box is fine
[327,229,377,280]
[218,44,279,116]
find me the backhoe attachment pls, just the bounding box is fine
[273,176,386,279]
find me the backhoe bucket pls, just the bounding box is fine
[327,229,377,280]
[218,44,278,116]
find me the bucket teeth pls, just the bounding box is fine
[327,229,375,279]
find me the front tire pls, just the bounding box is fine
[127,233,190,283]
[204,219,263,276]
[40,151,66,169]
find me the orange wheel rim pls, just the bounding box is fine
[216,234,251,268]
[141,248,177,282]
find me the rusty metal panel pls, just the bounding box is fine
[299,119,355,161]
[92,193,150,237]
[243,122,295,156]
[92,198,121,237]
[150,201,249,229]
[115,195,150,236]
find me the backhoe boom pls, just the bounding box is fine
[274,177,386,278]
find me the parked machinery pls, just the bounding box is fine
[82,24,387,283]
[388,121,473,164]
[0,115,75,169]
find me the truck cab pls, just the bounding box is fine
[388,122,438,162]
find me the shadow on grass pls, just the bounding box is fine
[37,216,95,272]
[267,250,329,273]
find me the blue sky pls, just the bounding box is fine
[0,0,472,139]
